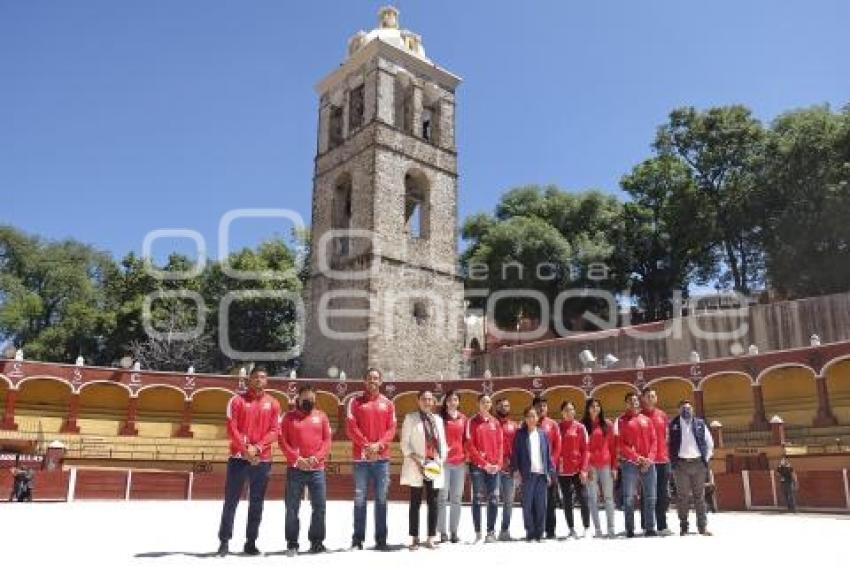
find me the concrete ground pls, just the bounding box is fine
[1,500,846,565]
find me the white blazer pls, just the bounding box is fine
[400,411,448,488]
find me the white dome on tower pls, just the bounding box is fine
[347,6,429,61]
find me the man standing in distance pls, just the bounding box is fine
[217,367,281,557]
[346,368,397,551]
[279,385,332,556]
[532,396,561,539]
[640,387,672,535]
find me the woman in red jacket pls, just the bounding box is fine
[437,390,468,543]
[581,397,618,538]
[557,401,590,538]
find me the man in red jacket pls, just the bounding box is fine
[465,394,503,543]
[217,367,281,557]
[640,386,672,535]
[280,385,332,556]
[346,368,396,551]
[616,391,658,538]
[557,401,590,538]
[495,398,518,541]
[532,396,561,539]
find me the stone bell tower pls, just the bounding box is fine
[301,7,464,381]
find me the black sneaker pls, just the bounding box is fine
[680,525,690,536]
[216,541,229,557]
[450,533,460,544]
[375,541,390,552]
[645,530,658,537]
[243,541,261,556]
[626,531,635,538]
[351,541,363,551]
[309,543,327,554]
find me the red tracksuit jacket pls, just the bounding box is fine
[557,419,589,475]
[641,407,670,463]
[345,392,397,461]
[498,417,519,470]
[616,411,657,464]
[539,416,562,467]
[465,413,503,469]
[226,390,281,461]
[443,412,468,465]
[278,408,332,470]
[586,417,617,470]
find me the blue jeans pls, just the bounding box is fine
[469,464,500,534]
[352,460,389,545]
[520,473,548,540]
[498,471,515,533]
[641,462,670,531]
[621,461,657,534]
[217,458,272,543]
[437,463,466,536]
[285,468,327,549]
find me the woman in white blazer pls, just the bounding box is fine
[401,390,448,550]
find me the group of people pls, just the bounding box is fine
[215,367,715,557]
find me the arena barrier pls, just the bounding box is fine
[3,467,849,513]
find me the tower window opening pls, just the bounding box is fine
[412,300,430,325]
[349,85,364,131]
[329,105,344,149]
[332,175,353,256]
[404,172,429,240]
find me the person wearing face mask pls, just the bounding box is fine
[279,385,332,556]
[494,398,519,541]
[668,399,714,536]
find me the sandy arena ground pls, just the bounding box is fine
[1,500,846,565]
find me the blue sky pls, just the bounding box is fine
[2,0,849,262]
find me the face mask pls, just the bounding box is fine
[299,399,315,412]
[681,407,693,420]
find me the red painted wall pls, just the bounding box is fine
[75,470,128,500]
[0,470,69,501]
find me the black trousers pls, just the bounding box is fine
[640,462,670,531]
[558,474,590,529]
[409,480,439,538]
[545,482,558,537]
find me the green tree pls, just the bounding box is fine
[0,226,116,363]
[617,155,716,321]
[462,186,625,332]
[761,105,850,297]
[654,106,766,293]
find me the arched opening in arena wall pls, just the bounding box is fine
[760,366,818,426]
[190,389,232,440]
[15,378,73,433]
[701,372,753,429]
[539,386,586,420]
[137,386,186,437]
[77,382,131,436]
[824,359,850,424]
[647,377,695,416]
[591,382,638,418]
